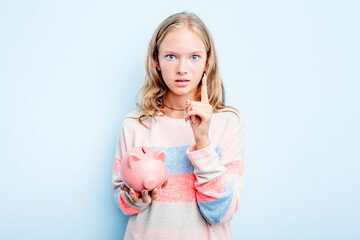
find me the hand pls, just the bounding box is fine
[184,73,212,149]
[120,179,168,204]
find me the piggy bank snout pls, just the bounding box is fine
[143,177,157,190]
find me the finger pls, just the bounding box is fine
[201,73,209,104]
[120,183,129,192]
[129,188,139,203]
[191,115,196,125]
[187,109,206,121]
[184,100,197,125]
[183,100,190,109]
[150,188,158,201]
[161,178,168,189]
[141,190,151,203]
[187,104,209,125]
[184,100,191,122]
[188,102,196,125]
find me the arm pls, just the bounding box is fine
[112,120,152,215]
[186,114,245,225]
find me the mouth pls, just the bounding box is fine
[174,79,190,87]
[175,79,190,82]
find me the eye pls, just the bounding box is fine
[166,54,175,60]
[191,55,199,60]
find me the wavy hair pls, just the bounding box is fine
[130,11,240,128]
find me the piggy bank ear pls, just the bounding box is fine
[128,154,141,169]
[153,150,166,162]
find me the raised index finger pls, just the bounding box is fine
[201,72,209,104]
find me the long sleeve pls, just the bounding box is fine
[186,113,245,225]
[112,119,151,215]
[112,110,245,239]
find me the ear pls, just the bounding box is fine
[156,61,161,71]
[128,154,141,169]
[155,53,161,71]
[204,60,209,72]
[153,150,166,163]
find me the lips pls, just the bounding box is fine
[175,79,190,87]
[175,79,190,82]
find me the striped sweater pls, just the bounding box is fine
[112,109,245,240]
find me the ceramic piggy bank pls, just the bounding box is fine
[120,146,167,192]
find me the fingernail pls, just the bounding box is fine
[130,189,134,194]
[153,189,158,195]
[143,190,148,195]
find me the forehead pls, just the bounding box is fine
[159,28,206,53]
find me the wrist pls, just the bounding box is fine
[195,138,210,150]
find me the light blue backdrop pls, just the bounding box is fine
[0,0,359,239]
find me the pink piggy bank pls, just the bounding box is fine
[120,146,167,193]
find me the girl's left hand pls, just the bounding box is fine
[120,179,168,204]
[184,73,213,150]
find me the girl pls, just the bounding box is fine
[112,11,245,240]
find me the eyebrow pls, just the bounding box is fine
[163,50,204,55]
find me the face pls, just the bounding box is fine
[157,27,208,99]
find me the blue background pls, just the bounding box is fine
[1,0,359,239]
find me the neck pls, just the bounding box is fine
[163,92,195,109]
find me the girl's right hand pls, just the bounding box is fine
[120,179,168,204]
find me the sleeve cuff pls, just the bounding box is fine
[186,144,225,173]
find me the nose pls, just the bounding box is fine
[176,58,187,75]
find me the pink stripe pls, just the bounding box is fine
[113,157,121,172]
[155,174,227,203]
[119,191,141,215]
[224,160,244,175]
[155,174,196,203]
[195,175,227,202]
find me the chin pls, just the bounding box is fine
[168,89,186,95]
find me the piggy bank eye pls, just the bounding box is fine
[141,147,146,154]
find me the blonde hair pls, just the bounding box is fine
[130,11,240,128]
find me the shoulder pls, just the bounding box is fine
[124,109,143,119]
[211,110,245,145]
[121,109,154,129]
[213,110,244,128]
[119,109,142,130]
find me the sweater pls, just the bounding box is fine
[112,109,245,240]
